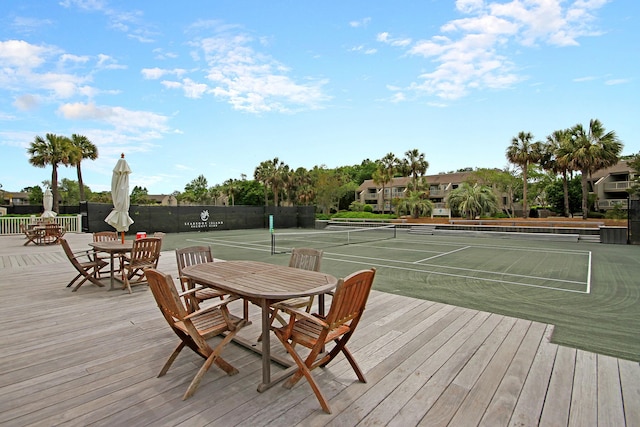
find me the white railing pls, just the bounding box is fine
[598,199,628,209]
[603,181,631,192]
[0,214,82,235]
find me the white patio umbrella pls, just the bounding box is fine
[41,188,57,218]
[105,153,134,243]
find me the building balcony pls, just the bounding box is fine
[598,198,628,209]
[603,181,632,192]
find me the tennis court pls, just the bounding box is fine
[160,226,640,361]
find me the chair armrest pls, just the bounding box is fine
[184,295,242,319]
[273,303,329,328]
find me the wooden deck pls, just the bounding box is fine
[1,233,638,426]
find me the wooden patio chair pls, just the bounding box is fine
[120,237,162,293]
[92,231,120,278]
[144,268,247,400]
[42,223,64,245]
[175,246,226,308]
[273,268,376,413]
[60,238,108,292]
[20,223,42,246]
[269,248,323,328]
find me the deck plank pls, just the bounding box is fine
[0,233,638,426]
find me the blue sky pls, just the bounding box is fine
[0,0,637,195]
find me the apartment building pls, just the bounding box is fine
[588,159,636,210]
[356,170,477,216]
[357,160,638,215]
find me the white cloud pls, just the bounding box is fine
[605,78,630,85]
[349,17,372,28]
[141,67,187,80]
[376,32,412,47]
[14,94,41,111]
[162,29,331,113]
[0,40,51,69]
[58,102,171,134]
[383,0,609,100]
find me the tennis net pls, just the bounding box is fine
[271,224,397,254]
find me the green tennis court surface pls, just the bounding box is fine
[160,228,640,361]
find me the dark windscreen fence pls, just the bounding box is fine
[271,224,397,254]
[629,199,640,245]
[84,203,315,234]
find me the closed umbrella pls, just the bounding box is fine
[41,188,57,218]
[105,153,134,243]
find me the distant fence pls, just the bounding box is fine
[81,203,315,235]
[0,215,83,235]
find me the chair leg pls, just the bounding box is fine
[277,336,331,413]
[159,342,186,377]
[340,345,366,383]
[182,331,240,400]
[67,273,82,288]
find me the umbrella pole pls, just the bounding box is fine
[121,232,125,244]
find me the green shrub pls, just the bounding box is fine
[363,204,373,213]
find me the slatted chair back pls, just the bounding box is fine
[144,268,246,400]
[129,237,162,268]
[175,246,214,278]
[174,246,229,311]
[325,268,375,330]
[121,237,162,293]
[288,247,323,272]
[93,231,118,242]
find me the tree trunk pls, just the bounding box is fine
[522,167,529,219]
[562,171,570,217]
[581,171,589,219]
[77,163,85,201]
[51,164,59,213]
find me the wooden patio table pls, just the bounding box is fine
[89,240,133,290]
[182,260,337,392]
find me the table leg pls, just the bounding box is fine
[258,298,271,391]
[109,253,115,291]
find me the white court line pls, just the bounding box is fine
[324,255,590,294]
[330,252,587,286]
[414,246,470,263]
[586,251,592,294]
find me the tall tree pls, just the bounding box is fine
[223,178,237,206]
[372,152,396,213]
[541,128,574,217]
[400,148,429,189]
[570,119,623,218]
[183,175,210,203]
[27,133,73,212]
[254,160,274,207]
[69,134,99,202]
[506,131,542,218]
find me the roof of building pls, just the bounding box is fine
[588,159,632,180]
[357,170,477,191]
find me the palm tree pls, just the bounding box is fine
[69,134,98,202]
[262,158,286,207]
[400,149,429,189]
[541,129,574,217]
[223,178,237,206]
[396,190,433,219]
[27,133,73,213]
[254,160,274,206]
[372,154,397,214]
[506,131,542,218]
[447,183,498,219]
[570,119,623,218]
